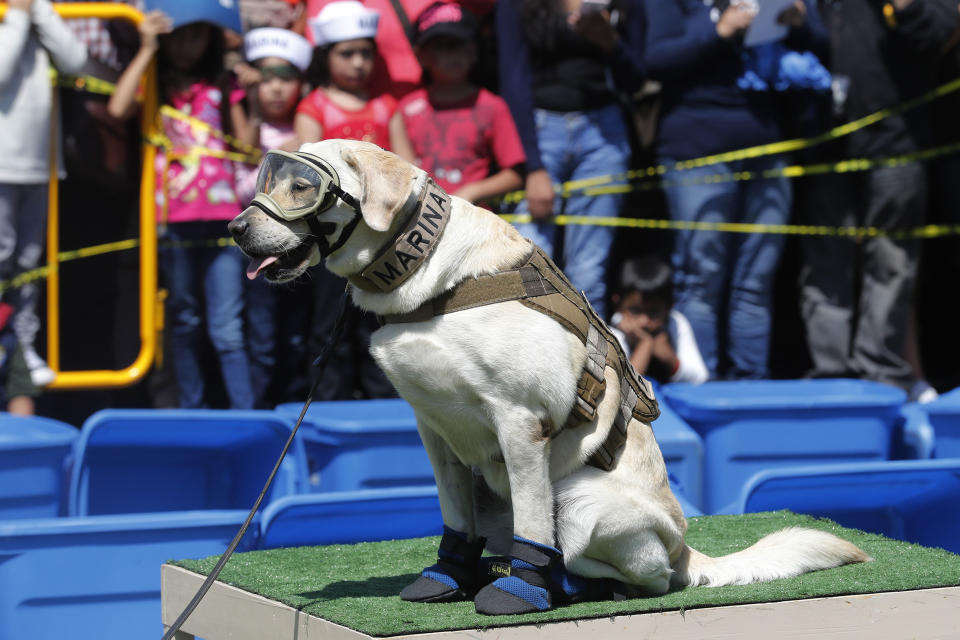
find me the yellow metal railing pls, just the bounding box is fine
[1,3,157,389]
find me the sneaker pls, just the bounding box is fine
[909,380,939,405]
[22,347,55,387]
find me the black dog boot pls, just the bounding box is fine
[474,537,560,615]
[401,527,486,603]
[474,537,617,615]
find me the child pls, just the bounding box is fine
[610,255,708,385]
[236,27,313,408]
[236,27,313,201]
[398,1,524,202]
[295,0,412,155]
[108,10,256,409]
[0,0,87,387]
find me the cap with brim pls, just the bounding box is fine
[145,0,243,33]
[245,28,313,70]
[415,2,476,45]
[309,1,380,46]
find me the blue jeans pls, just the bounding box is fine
[245,275,277,408]
[662,158,791,379]
[513,104,630,318]
[160,221,253,409]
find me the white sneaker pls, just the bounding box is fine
[22,347,55,387]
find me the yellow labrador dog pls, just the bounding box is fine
[229,139,869,615]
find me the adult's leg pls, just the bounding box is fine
[0,184,18,297]
[851,164,926,389]
[727,160,791,379]
[796,172,859,377]
[205,237,255,410]
[662,162,738,378]
[561,104,630,319]
[7,184,49,358]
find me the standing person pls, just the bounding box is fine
[108,8,257,409]
[236,27,313,407]
[306,0,444,98]
[0,0,87,387]
[296,0,413,155]
[643,0,828,379]
[496,0,646,319]
[296,1,405,400]
[797,0,958,397]
[398,1,525,203]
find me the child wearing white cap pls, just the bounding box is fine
[236,28,311,202]
[294,0,413,157]
[236,27,314,408]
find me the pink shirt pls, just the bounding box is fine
[155,82,246,224]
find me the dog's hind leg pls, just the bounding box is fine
[400,422,484,603]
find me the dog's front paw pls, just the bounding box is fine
[401,527,485,603]
[474,537,559,615]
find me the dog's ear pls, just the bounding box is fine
[340,145,419,232]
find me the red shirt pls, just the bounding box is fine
[296,89,397,148]
[398,88,526,194]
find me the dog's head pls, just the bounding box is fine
[228,139,422,284]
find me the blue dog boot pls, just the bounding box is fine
[401,527,485,603]
[474,537,559,615]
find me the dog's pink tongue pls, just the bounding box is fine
[246,256,279,280]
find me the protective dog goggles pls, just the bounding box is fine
[251,150,360,222]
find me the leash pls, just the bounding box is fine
[161,285,355,640]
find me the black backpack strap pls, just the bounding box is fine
[388,0,417,48]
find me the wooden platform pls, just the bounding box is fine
[162,564,960,640]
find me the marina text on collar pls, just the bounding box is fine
[349,180,452,293]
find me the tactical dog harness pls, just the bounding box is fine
[382,242,660,471]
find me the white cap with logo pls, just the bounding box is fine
[309,1,380,46]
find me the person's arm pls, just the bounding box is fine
[294,111,324,146]
[495,0,556,219]
[389,111,415,162]
[31,0,87,74]
[888,0,960,54]
[570,0,646,93]
[781,0,829,61]
[0,0,33,88]
[107,10,172,120]
[231,100,258,149]
[644,0,752,82]
[454,167,524,204]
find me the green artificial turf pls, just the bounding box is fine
[171,511,960,637]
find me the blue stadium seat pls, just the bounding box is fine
[738,459,960,553]
[275,399,435,491]
[0,510,258,640]
[661,379,905,514]
[259,487,443,548]
[0,414,77,519]
[68,409,308,516]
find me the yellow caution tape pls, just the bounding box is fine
[502,74,960,203]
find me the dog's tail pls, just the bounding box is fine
[673,527,871,588]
